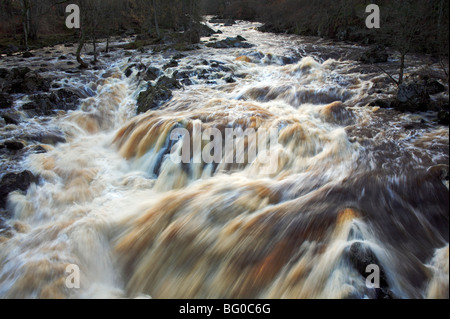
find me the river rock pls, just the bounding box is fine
[209,17,236,25]
[0,93,13,109]
[198,23,219,37]
[1,67,50,94]
[206,36,254,49]
[163,59,179,70]
[0,170,37,209]
[425,80,446,95]
[26,131,66,145]
[1,111,21,125]
[22,51,34,58]
[347,241,393,299]
[4,140,25,151]
[157,76,182,90]
[144,67,163,81]
[137,76,181,113]
[359,45,388,64]
[137,86,172,114]
[22,88,83,116]
[392,83,430,112]
[438,110,449,125]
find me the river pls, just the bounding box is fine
[0,20,448,299]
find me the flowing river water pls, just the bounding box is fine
[0,20,448,299]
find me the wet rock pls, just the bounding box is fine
[26,132,66,145]
[157,76,182,90]
[163,59,179,70]
[369,99,392,109]
[0,170,37,209]
[347,241,393,299]
[172,53,186,61]
[392,83,430,112]
[125,63,146,78]
[1,111,21,125]
[1,68,50,94]
[22,96,55,116]
[206,36,254,49]
[359,45,388,64]
[22,88,83,116]
[0,93,13,109]
[438,110,449,125]
[198,23,219,37]
[22,51,34,58]
[225,76,236,83]
[144,67,163,81]
[4,140,25,151]
[137,86,173,113]
[137,76,181,113]
[209,17,236,25]
[52,88,84,110]
[425,80,446,95]
[125,68,133,77]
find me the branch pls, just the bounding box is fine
[374,64,400,87]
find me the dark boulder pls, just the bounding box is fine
[157,76,182,90]
[22,51,34,58]
[225,76,236,83]
[198,23,218,37]
[425,80,446,95]
[347,241,393,299]
[163,59,179,70]
[2,68,50,94]
[359,45,388,64]
[4,140,25,151]
[52,88,84,111]
[206,36,254,49]
[438,110,449,125]
[144,67,163,81]
[1,111,21,125]
[22,88,83,116]
[0,93,13,109]
[369,99,392,109]
[392,83,430,113]
[137,86,173,114]
[0,170,37,209]
[136,76,181,114]
[26,131,66,145]
[209,17,235,26]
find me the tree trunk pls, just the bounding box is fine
[153,0,160,38]
[106,36,110,53]
[76,30,88,69]
[399,52,405,85]
[93,34,97,64]
[21,0,30,51]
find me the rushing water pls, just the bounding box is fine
[0,20,448,299]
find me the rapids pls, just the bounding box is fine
[0,20,448,299]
